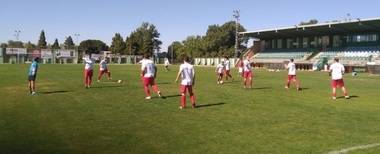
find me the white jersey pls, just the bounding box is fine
[164,59,170,66]
[225,60,230,70]
[83,58,94,70]
[287,62,296,75]
[243,59,252,72]
[99,60,107,71]
[179,62,195,85]
[329,62,345,80]
[216,63,224,74]
[141,59,156,78]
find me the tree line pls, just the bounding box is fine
[1,21,247,60]
[167,21,247,61]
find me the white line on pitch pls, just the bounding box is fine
[327,143,380,154]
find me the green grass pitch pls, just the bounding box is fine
[0,64,380,153]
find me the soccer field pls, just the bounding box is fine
[1,64,380,153]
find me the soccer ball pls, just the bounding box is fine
[117,80,122,83]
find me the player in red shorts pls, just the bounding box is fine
[82,55,94,89]
[224,56,234,82]
[284,58,301,91]
[175,56,196,109]
[215,61,225,84]
[97,58,111,82]
[242,56,253,89]
[235,57,244,79]
[329,58,349,100]
[141,54,162,99]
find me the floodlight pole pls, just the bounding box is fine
[14,30,21,63]
[171,45,174,63]
[74,33,80,63]
[233,10,240,58]
[14,30,21,41]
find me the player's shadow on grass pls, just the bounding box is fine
[196,102,225,108]
[252,87,271,90]
[90,85,123,89]
[160,94,181,99]
[337,95,359,99]
[40,90,71,94]
[157,82,172,85]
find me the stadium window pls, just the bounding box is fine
[317,37,322,47]
[369,34,377,42]
[286,38,292,49]
[272,39,276,49]
[303,37,309,48]
[352,34,377,42]
[333,35,340,47]
[277,39,283,49]
[265,40,271,49]
[296,38,300,48]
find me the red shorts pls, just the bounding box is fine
[180,85,193,94]
[243,71,252,78]
[225,70,231,75]
[331,79,345,88]
[288,75,296,81]
[218,73,224,77]
[85,69,93,78]
[99,69,109,74]
[143,77,155,86]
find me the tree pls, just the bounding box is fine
[52,39,60,49]
[181,36,206,58]
[203,21,247,57]
[37,30,47,49]
[25,41,37,51]
[167,41,184,61]
[169,20,248,59]
[7,40,24,48]
[64,36,75,49]
[125,22,162,55]
[110,33,126,54]
[79,39,108,54]
[0,43,7,48]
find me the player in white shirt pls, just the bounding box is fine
[175,56,196,109]
[97,58,111,82]
[215,61,225,84]
[164,58,170,72]
[141,54,162,99]
[329,58,349,99]
[243,56,253,89]
[224,56,234,82]
[82,55,94,88]
[284,59,301,91]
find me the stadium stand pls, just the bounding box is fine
[314,46,380,62]
[254,48,314,60]
[239,17,380,72]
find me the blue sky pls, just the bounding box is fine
[1,0,379,51]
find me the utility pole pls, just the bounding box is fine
[233,10,240,58]
[171,45,174,63]
[14,30,21,63]
[74,33,80,63]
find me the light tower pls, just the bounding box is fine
[74,33,80,46]
[74,33,80,64]
[233,9,240,58]
[14,30,21,41]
